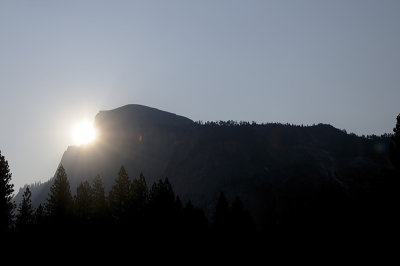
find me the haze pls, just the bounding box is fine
[0,0,399,191]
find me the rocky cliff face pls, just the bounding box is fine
[59,104,195,193]
[15,104,392,224]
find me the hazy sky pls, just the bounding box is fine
[1,0,399,191]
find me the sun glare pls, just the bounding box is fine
[73,121,97,146]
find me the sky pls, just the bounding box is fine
[1,0,399,191]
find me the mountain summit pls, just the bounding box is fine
[60,104,195,193]
[15,104,392,224]
[95,104,194,137]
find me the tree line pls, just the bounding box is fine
[1,113,400,240]
[1,162,254,240]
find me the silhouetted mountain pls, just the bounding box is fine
[14,104,394,226]
[56,104,195,196]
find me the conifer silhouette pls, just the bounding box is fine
[45,164,73,222]
[0,150,14,233]
[108,166,132,220]
[16,186,33,231]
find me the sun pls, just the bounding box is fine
[73,121,98,146]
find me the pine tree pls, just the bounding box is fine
[92,174,106,216]
[74,181,93,223]
[213,192,230,233]
[33,204,45,226]
[149,178,175,213]
[231,196,253,234]
[108,166,132,219]
[148,178,176,232]
[390,113,400,171]
[131,172,148,214]
[16,186,34,231]
[175,196,183,214]
[46,164,73,223]
[183,200,208,235]
[0,150,14,233]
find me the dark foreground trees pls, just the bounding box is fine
[92,174,106,217]
[9,164,255,243]
[74,181,93,223]
[0,150,14,233]
[213,193,253,236]
[15,186,33,231]
[108,166,132,221]
[45,164,73,224]
[390,113,400,171]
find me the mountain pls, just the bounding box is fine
[56,104,195,195]
[14,104,394,225]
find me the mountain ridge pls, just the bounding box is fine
[14,104,393,225]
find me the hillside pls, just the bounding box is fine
[14,104,394,225]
